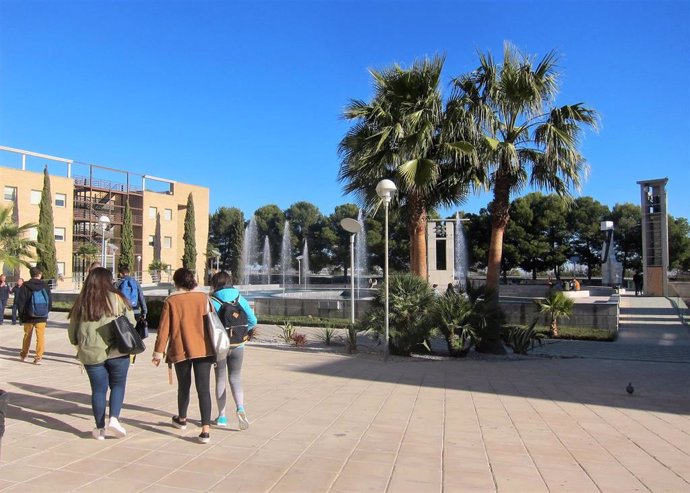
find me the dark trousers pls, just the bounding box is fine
[0,300,6,325]
[174,356,214,426]
[11,302,18,324]
[84,356,131,429]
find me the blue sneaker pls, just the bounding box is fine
[215,415,228,427]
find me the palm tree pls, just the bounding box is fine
[0,204,37,273]
[338,56,476,278]
[451,43,599,290]
[536,290,574,337]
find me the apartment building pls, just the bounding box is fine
[0,146,209,286]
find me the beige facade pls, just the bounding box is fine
[1,152,209,288]
[1,167,75,283]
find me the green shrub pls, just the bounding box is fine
[427,291,475,357]
[259,314,349,328]
[359,273,435,356]
[279,321,295,343]
[318,327,337,345]
[504,321,544,355]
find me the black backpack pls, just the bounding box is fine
[211,294,249,345]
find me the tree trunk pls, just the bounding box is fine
[486,180,511,290]
[551,318,559,337]
[532,269,537,280]
[408,194,428,279]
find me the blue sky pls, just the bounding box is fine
[1,0,688,220]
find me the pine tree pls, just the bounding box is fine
[182,192,197,270]
[119,199,135,271]
[36,166,57,280]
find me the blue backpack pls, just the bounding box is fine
[28,288,49,318]
[119,277,139,309]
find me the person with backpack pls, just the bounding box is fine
[15,267,52,365]
[209,271,257,430]
[115,267,147,322]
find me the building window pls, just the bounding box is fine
[54,227,66,241]
[57,262,65,276]
[148,235,155,246]
[55,193,67,208]
[28,227,38,241]
[164,208,173,221]
[436,239,447,270]
[30,190,42,205]
[149,206,157,219]
[3,186,16,201]
[163,236,172,249]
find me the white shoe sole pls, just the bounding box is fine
[109,424,127,438]
[237,412,249,430]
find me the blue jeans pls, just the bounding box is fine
[84,356,130,429]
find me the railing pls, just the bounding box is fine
[668,282,690,326]
[73,175,143,193]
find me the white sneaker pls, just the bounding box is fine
[237,410,249,430]
[92,428,106,440]
[108,417,127,438]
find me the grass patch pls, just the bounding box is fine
[258,314,351,329]
[536,325,616,341]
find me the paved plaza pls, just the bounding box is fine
[0,295,688,492]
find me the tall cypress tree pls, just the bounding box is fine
[182,192,197,270]
[36,166,57,280]
[119,199,135,271]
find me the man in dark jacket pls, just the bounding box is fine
[0,275,9,325]
[15,267,51,365]
[10,278,23,325]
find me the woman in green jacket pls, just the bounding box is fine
[68,268,136,440]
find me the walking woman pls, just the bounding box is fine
[67,267,135,440]
[152,268,214,444]
[210,271,257,429]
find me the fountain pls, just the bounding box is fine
[454,212,468,291]
[262,236,272,284]
[279,221,292,287]
[301,239,310,289]
[241,216,259,285]
[355,209,368,297]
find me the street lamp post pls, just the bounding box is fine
[341,218,363,325]
[376,179,397,361]
[296,255,303,289]
[98,215,111,268]
[137,255,142,282]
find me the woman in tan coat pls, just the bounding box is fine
[152,268,214,443]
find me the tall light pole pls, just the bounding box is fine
[137,255,142,281]
[376,179,396,361]
[296,255,303,289]
[98,215,110,268]
[341,218,362,325]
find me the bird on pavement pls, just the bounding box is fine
[626,382,634,394]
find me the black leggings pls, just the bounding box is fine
[174,356,214,426]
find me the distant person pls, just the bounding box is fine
[571,278,581,291]
[445,283,456,295]
[152,268,214,444]
[547,276,554,289]
[210,271,257,430]
[115,267,147,322]
[10,278,24,325]
[68,267,135,440]
[561,279,571,291]
[633,271,643,296]
[432,284,440,296]
[0,275,9,325]
[88,261,102,272]
[16,267,52,364]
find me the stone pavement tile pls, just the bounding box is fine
[305,436,360,460]
[208,463,287,492]
[268,457,343,493]
[180,454,243,474]
[0,479,16,491]
[89,444,155,464]
[61,457,126,476]
[386,476,439,493]
[136,450,195,469]
[5,470,100,491]
[13,450,86,469]
[330,459,391,493]
[73,476,151,492]
[109,462,172,484]
[536,464,599,492]
[156,468,227,491]
[0,463,53,482]
[578,460,649,492]
[443,464,495,492]
[349,449,397,464]
[491,463,548,492]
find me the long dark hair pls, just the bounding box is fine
[68,267,130,321]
